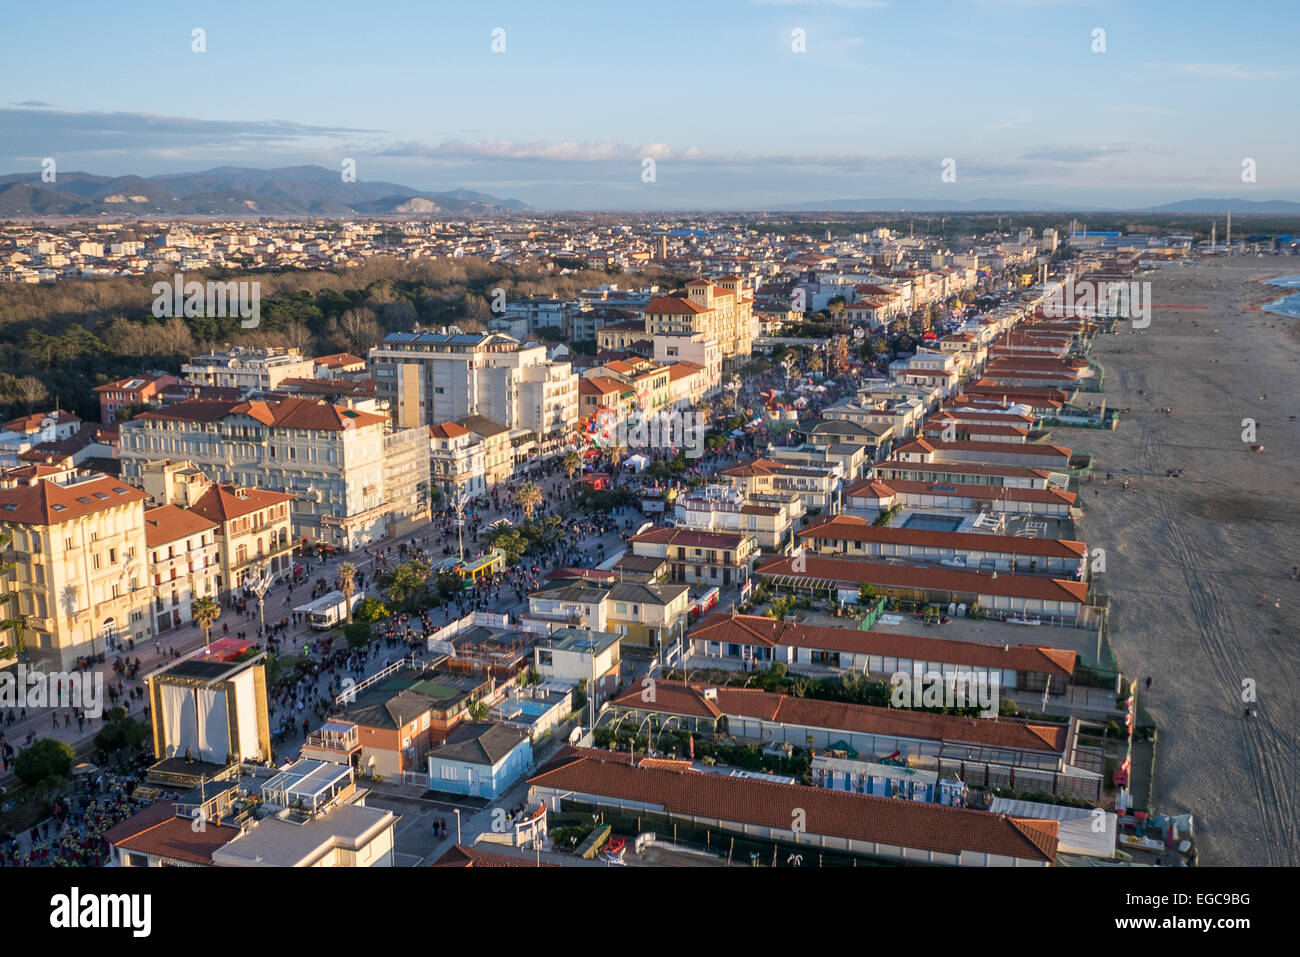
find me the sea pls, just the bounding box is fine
[1262,275,1300,318]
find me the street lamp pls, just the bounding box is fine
[243,562,274,641]
[453,807,461,845]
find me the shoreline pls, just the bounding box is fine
[1077,258,1300,867]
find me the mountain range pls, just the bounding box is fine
[769,197,1300,214]
[0,165,530,218]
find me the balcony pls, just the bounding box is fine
[304,722,361,755]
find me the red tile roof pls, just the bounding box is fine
[530,747,1058,864]
[850,478,1076,507]
[690,613,1077,678]
[614,679,1069,753]
[430,421,472,439]
[0,474,146,525]
[796,514,1086,558]
[431,844,558,867]
[189,484,294,524]
[757,554,1089,604]
[646,296,706,315]
[629,527,747,549]
[144,503,219,548]
[109,806,242,865]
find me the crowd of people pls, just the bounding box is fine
[1,775,161,868]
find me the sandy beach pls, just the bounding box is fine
[1076,258,1299,866]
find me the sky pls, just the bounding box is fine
[2,0,1296,210]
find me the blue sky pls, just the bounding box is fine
[2,0,1295,209]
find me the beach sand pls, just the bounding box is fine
[1075,258,1299,866]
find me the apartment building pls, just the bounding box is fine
[653,333,722,397]
[0,467,152,668]
[119,397,426,549]
[181,346,316,392]
[143,504,219,635]
[0,544,16,667]
[644,277,755,361]
[518,357,579,444]
[457,416,512,488]
[92,372,183,424]
[585,357,673,417]
[0,410,81,470]
[368,331,578,441]
[188,483,295,595]
[524,577,690,650]
[721,458,842,513]
[626,527,757,590]
[672,485,803,553]
[429,421,486,498]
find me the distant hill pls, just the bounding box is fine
[769,196,1300,214]
[1141,198,1300,214]
[0,165,530,217]
[769,198,1084,213]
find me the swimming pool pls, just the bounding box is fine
[902,514,964,532]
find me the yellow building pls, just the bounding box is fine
[644,277,755,361]
[456,416,512,489]
[188,484,296,595]
[0,466,153,668]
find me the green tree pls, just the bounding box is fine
[562,450,583,482]
[513,481,543,523]
[94,706,149,756]
[14,738,75,786]
[354,597,389,623]
[338,561,357,624]
[192,595,220,647]
[384,559,431,610]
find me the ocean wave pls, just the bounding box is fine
[1262,292,1300,318]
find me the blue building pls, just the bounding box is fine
[427,722,533,800]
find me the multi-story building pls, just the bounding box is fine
[368,331,578,440]
[118,397,426,549]
[456,416,512,489]
[187,483,295,595]
[653,333,722,397]
[92,372,183,424]
[0,466,152,668]
[644,277,755,361]
[429,422,487,499]
[181,347,316,393]
[382,423,432,535]
[0,533,18,668]
[143,504,219,636]
[518,357,579,446]
[672,485,804,553]
[625,527,757,590]
[721,458,843,514]
[524,577,690,651]
[0,410,81,470]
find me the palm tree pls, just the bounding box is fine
[562,450,582,482]
[338,562,357,624]
[807,353,824,375]
[192,596,220,648]
[514,481,543,523]
[604,443,625,479]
